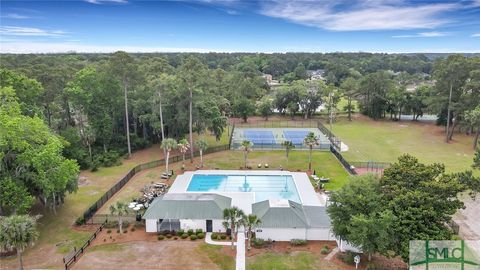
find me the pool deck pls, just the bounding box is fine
[168,170,322,213]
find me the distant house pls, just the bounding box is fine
[262,73,280,86]
[306,69,326,81]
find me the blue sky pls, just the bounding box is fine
[0,0,479,53]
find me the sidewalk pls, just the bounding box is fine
[236,232,245,270]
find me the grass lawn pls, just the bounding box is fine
[198,244,235,270]
[247,251,342,270]
[330,115,476,174]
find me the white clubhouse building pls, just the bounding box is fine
[143,170,333,241]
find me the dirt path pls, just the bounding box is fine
[73,241,219,270]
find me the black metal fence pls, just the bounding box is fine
[80,144,230,223]
[64,222,106,270]
[234,119,319,128]
[228,124,235,148]
[317,122,342,150]
[330,146,357,175]
[86,214,137,225]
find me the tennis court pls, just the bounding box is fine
[231,127,330,150]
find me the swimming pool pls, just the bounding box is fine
[186,174,301,203]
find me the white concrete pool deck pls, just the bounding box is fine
[168,170,322,213]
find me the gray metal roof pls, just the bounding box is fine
[142,193,231,220]
[252,200,330,229]
[252,200,308,228]
[304,206,331,228]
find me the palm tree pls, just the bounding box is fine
[109,201,129,234]
[161,138,177,174]
[240,140,253,169]
[178,138,190,169]
[243,214,261,251]
[223,207,245,249]
[194,139,208,167]
[303,132,319,171]
[0,215,39,270]
[281,140,295,167]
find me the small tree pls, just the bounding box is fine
[161,138,177,174]
[178,138,190,169]
[303,132,319,170]
[281,140,295,167]
[258,99,273,121]
[109,201,129,234]
[474,148,480,169]
[0,215,39,270]
[233,98,255,123]
[194,139,208,168]
[240,140,253,168]
[243,214,261,250]
[223,207,245,249]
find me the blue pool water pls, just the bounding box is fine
[187,174,301,203]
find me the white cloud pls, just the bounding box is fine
[0,26,66,37]
[393,31,449,38]
[1,13,30,19]
[84,0,127,4]
[260,0,458,31]
[472,33,480,37]
[0,40,228,53]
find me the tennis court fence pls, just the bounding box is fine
[317,122,342,151]
[233,119,319,128]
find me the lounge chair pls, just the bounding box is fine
[264,164,269,168]
[257,164,262,168]
[312,175,320,181]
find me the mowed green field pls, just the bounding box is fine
[331,116,476,173]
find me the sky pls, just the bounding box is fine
[0,0,479,53]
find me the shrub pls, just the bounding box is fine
[75,217,85,226]
[217,235,223,240]
[104,238,106,242]
[166,234,172,239]
[195,229,203,234]
[116,229,120,233]
[170,231,177,236]
[211,232,218,239]
[197,233,205,239]
[220,234,227,240]
[123,230,128,234]
[290,239,307,246]
[320,246,329,254]
[130,228,135,232]
[366,262,377,270]
[252,238,267,248]
[104,220,117,229]
[337,251,356,265]
[158,235,165,240]
[174,237,178,240]
[107,229,112,234]
[181,233,188,239]
[187,229,194,236]
[190,235,197,241]
[178,229,185,235]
